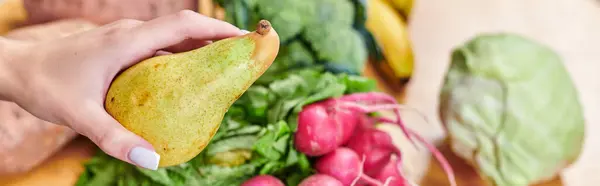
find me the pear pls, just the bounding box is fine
[104,20,280,167]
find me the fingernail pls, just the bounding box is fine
[129,147,160,170]
[241,29,250,34]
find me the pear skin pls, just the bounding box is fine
[104,20,280,167]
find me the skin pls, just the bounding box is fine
[0,10,245,169]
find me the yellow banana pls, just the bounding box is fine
[0,0,28,35]
[366,0,414,80]
[386,0,414,18]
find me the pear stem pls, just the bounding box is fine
[257,20,271,35]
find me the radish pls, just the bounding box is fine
[345,128,400,177]
[294,103,343,156]
[299,174,344,186]
[294,100,358,156]
[372,157,408,186]
[315,147,383,186]
[293,92,456,186]
[241,175,285,186]
[294,92,415,157]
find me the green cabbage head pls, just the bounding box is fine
[439,33,585,186]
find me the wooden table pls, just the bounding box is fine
[2,0,600,185]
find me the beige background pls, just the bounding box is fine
[399,0,600,185]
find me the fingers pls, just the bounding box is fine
[162,39,213,53]
[130,10,244,53]
[74,103,159,170]
[154,50,173,56]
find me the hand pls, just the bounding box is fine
[23,0,198,25]
[0,10,245,170]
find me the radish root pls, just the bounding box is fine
[338,93,418,148]
[375,116,456,186]
[382,177,394,186]
[377,117,456,186]
[351,155,384,186]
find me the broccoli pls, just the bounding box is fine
[286,41,315,67]
[221,0,369,75]
[253,0,316,42]
[302,24,367,73]
[310,0,355,27]
[269,11,304,42]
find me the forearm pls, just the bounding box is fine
[0,37,10,101]
[0,37,25,102]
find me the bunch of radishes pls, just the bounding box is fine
[240,92,456,186]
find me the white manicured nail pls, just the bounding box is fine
[129,147,160,170]
[241,29,251,34]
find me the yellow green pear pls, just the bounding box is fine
[104,20,280,167]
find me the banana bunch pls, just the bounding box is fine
[387,0,413,18]
[366,0,415,83]
[0,0,27,35]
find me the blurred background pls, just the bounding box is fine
[1,0,599,185]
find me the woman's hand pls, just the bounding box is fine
[0,10,245,170]
[23,0,198,25]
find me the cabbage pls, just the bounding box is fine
[439,33,585,186]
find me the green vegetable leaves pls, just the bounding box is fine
[439,33,585,186]
[76,152,203,186]
[76,68,377,186]
[254,121,290,161]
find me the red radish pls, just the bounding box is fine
[346,128,401,177]
[293,92,455,186]
[331,102,360,145]
[294,103,341,156]
[315,147,382,186]
[241,175,285,186]
[299,174,344,186]
[294,100,358,156]
[372,158,407,186]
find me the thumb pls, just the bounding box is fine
[74,103,160,170]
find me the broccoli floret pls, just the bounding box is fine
[253,0,316,42]
[302,24,367,74]
[286,41,315,66]
[254,0,288,18]
[255,0,314,19]
[269,11,304,42]
[309,0,355,27]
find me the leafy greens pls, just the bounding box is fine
[76,68,377,186]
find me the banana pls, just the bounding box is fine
[366,0,414,81]
[386,0,414,18]
[0,0,27,35]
